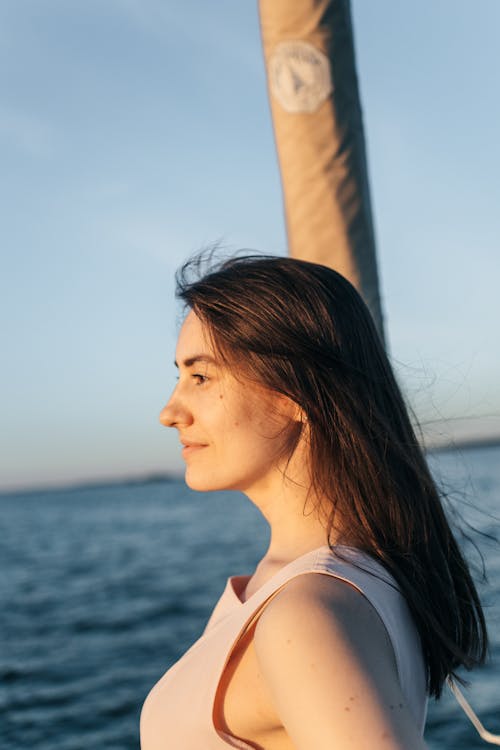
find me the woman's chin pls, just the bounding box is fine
[184,469,236,493]
[184,471,221,493]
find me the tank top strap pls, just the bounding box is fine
[235,545,335,633]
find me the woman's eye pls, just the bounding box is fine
[174,374,208,385]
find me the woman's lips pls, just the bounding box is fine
[182,444,207,456]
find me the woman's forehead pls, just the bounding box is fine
[176,310,213,357]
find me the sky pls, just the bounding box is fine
[2,1,499,491]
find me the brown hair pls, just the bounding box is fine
[175,248,487,698]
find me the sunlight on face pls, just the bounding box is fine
[159,310,298,493]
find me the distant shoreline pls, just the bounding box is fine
[2,438,500,498]
[0,472,184,498]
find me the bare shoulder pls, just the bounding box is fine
[253,572,427,750]
[254,571,396,685]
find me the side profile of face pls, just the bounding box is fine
[159,310,300,494]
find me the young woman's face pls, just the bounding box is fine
[159,310,298,493]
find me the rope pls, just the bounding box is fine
[448,678,500,745]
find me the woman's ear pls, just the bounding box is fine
[276,394,306,424]
[294,404,307,424]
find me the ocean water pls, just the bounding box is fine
[1,446,499,749]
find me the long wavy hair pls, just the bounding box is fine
[174,248,487,698]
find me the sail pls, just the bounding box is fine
[258,0,385,342]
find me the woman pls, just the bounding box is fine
[140,251,487,749]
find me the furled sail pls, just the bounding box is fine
[258,0,385,342]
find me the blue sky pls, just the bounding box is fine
[2,1,499,490]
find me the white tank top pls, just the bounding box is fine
[140,544,428,748]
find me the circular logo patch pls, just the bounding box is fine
[268,40,333,114]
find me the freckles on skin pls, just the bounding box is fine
[344,695,356,712]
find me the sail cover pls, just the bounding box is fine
[259,0,385,342]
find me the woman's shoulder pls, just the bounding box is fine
[252,545,406,646]
[255,567,392,653]
[253,571,428,749]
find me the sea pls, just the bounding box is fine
[1,445,499,749]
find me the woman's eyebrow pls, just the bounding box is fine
[174,354,217,368]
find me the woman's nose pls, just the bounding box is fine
[159,389,191,428]
[159,403,173,427]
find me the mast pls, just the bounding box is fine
[258,0,385,343]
